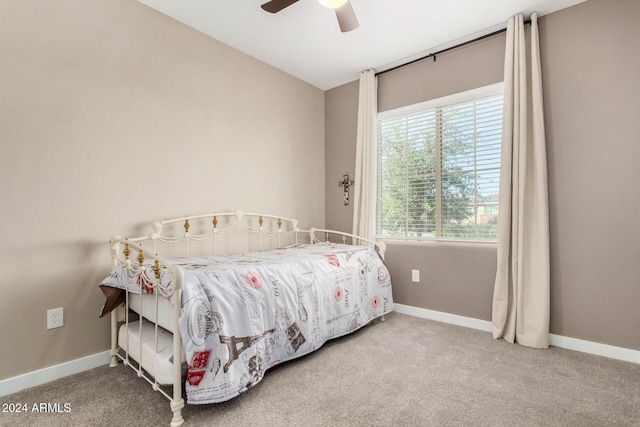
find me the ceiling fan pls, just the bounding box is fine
[261,0,359,33]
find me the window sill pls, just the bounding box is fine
[378,237,497,249]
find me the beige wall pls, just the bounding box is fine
[325,0,640,351]
[540,0,640,349]
[325,80,359,234]
[0,0,325,380]
[377,32,506,113]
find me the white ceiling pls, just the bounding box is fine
[137,0,587,90]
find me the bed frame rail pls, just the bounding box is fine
[307,227,387,260]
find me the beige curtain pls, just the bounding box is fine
[352,69,378,240]
[492,13,550,349]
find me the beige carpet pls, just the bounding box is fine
[2,312,639,426]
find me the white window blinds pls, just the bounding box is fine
[377,84,503,242]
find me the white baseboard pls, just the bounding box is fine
[394,304,640,365]
[394,303,493,332]
[547,333,640,364]
[0,351,111,397]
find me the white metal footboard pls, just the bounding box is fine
[307,227,387,260]
[108,237,185,426]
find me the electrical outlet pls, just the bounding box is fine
[411,269,420,282]
[47,307,64,329]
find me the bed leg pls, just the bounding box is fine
[170,398,185,427]
[170,286,185,426]
[379,315,386,322]
[109,309,119,367]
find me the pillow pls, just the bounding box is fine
[99,286,125,318]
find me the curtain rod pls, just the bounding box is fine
[375,19,531,77]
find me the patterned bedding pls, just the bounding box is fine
[99,242,393,404]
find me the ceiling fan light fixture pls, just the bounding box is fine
[318,0,348,9]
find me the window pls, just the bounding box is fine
[377,83,503,242]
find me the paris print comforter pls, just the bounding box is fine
[100,242,394,404]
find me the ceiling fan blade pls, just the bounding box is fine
[261,0,300,13]
[335,1,359,32]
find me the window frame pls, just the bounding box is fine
[376,82,504,244]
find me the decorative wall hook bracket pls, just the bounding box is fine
[339,174,354,206]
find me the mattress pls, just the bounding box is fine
[127,293,175,333]
[118,320,182,385]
